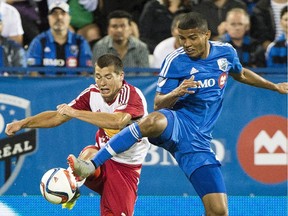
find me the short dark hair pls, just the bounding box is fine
[108,10,132,25]
[280,6,288,19]
[96,54,123,74]
[171,13,186,31]
[178,12,208,32]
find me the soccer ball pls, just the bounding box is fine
[40,167,77,204]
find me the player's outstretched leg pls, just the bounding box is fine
[67,154,96,179]
[63,146,101,210]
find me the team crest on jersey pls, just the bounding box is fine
[0,94,37,195]
[70,45,79,55]
[217,58,228,72]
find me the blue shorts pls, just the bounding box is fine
[190,164,226,198]
[148,109,221,179]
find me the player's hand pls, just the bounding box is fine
[174,75,200,96]
[57,104,77,117]
[5,121,22,136]
[275,82,288,94]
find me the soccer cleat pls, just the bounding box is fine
[62,188,80,210]
[67,154,95,179]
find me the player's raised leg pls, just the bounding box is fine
[67,112,168,179]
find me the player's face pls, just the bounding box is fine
[226,12,249,40]
[94,65,124,103]
[48,9,70,33]
[178,28,210,59]
[108,18,132,44]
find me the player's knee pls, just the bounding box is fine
[79,145,99,160]
[139,112,167,137]
[203,193,228,216]
[206,203,228,216]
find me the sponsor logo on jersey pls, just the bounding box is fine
[197,78,216,88]
[66,57,77,67]
[43,58,65,66]
[218,72,228,88]
[0,94,37,195]
[237,115,287,184]
[44,46,51,53]
[217,58,228,72]
[190,67,199,75]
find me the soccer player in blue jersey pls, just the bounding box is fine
[67,12,288,215]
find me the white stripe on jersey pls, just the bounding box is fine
[160,47,185,77]
[119,84,130,106]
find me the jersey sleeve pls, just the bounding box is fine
[78,37,92,67]
[228,46,243,74]
[69,86,92,111]
[27,37,43,66]
[156,77,181,94]
[115,85,145,120]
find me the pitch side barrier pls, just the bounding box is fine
[0,67,287,76]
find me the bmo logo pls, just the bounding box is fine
[143,139,225,166]
[237,115,287,184]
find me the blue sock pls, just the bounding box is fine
[92,123,142,167]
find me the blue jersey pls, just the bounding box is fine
[27,29,92,74]
[156,41,242,154]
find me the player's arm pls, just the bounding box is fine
[154,75,200,110]
[230,68,288,94]
[5,111,71,136]
[57,104,132,130]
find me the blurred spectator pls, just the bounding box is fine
[152,13,185,68]
[95,0,149,36]
[265,6,287,68]
[0,0,24,45]
[139,0,192,53]
[193,0,246,40]
[218,8,265,67]
[92,10,149,68]
[0,13,26,75]
[48,0,101,47]
[27,1,92,76]
[6,0,41,48]
[250,0,288,50]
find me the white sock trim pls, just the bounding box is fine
[105,143,117,156]
[129,124,140,140]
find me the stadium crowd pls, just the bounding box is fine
[0,0,287,76]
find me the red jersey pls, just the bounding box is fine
[69,81,150,165]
